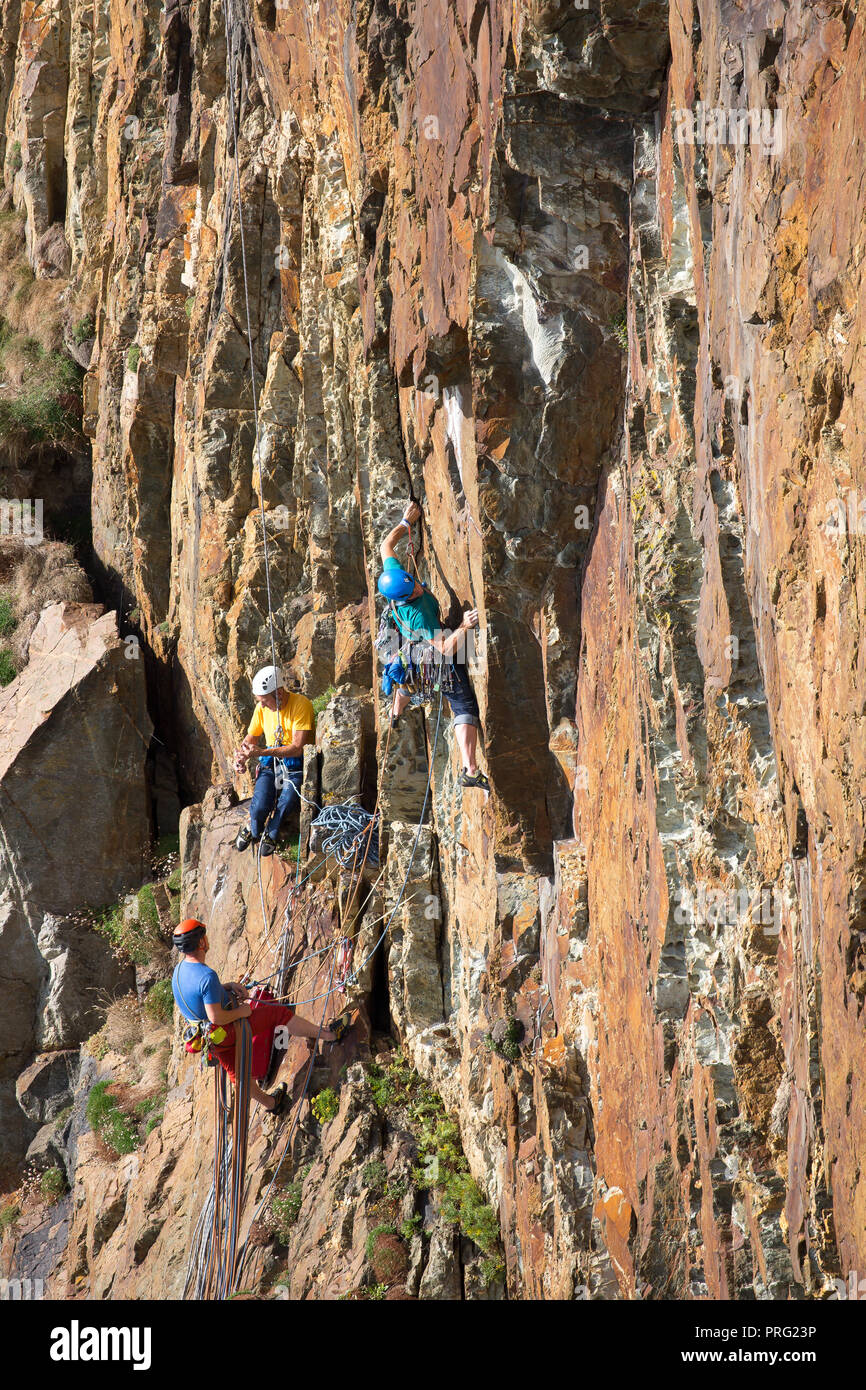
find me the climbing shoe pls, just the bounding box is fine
[459,770,490,792]
[259,833,277,857]
[235,826,254,852]
[329,1010,351,1044]
[268,1083,289,1117]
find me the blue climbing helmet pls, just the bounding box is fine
[377,560,416,600]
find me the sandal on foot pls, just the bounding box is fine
[235,826,254,852]
[459,770,490,792]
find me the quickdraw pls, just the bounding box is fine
[376,602,455,701]
[336,936,355,992]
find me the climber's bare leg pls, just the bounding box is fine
[392,688,410,720]
[455,722,478,776]
[285,1014,336,1043]
[250,1078,277,1110]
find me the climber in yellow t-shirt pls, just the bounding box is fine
[232,665,316,857]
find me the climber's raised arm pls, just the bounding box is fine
[380,499,421,562]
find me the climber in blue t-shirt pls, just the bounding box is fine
[378,500,489,792]
[172,956,232,1022]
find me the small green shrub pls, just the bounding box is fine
[608,306,629,350]
[365,1223,394,1259]
[484,1017,523,1063]
[311,1087,339,1125]
[84,1029,110,1061]
[277,835,301,865]
[0,1203,20,1232]
[93,882,163,966]
[365,1225,408,1284]
[270,1184,304,1241]
[312,685,336,716]
[362,1160,387,1194]
[145,1114,163,1135]
[53,1104,73,1132]
[0,650,16,686]
[365,1050,504,1267]
[166,865,182,925]
[40,1166,66,1202]
[367,1282,388,1300]
[441,1173,499,1253]
[144,979,174,1025]
[0,345,83,443]
[137,884,160,931]
[480,1254,505,1286]
[85,1081,139,1157]
[0,595,16,637]
[72,315,94,344]
[365,1052,419,1111]
[126,344,141,372]
[184,296,195,318]
[9,140,22,173]
[400,1214,421,1241]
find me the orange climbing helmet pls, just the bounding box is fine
[172,917,207,952]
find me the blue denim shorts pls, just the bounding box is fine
[446,662,480,728]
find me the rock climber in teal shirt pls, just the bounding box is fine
[378,500,489,792]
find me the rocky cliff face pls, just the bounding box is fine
[0,0,863,1299]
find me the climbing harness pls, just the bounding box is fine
[255,739,301,792]
[272,757,298,791]
[183,1020,228,1053]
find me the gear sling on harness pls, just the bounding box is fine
[376,599,456,700]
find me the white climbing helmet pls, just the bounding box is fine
[252,665,281,697]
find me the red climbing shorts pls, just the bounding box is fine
[209,1001,294,1084]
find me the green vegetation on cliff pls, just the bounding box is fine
[85,1082,139,1157]
[366,1053,502,1260]
[0,593,17,687]
[0,212,85,451]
